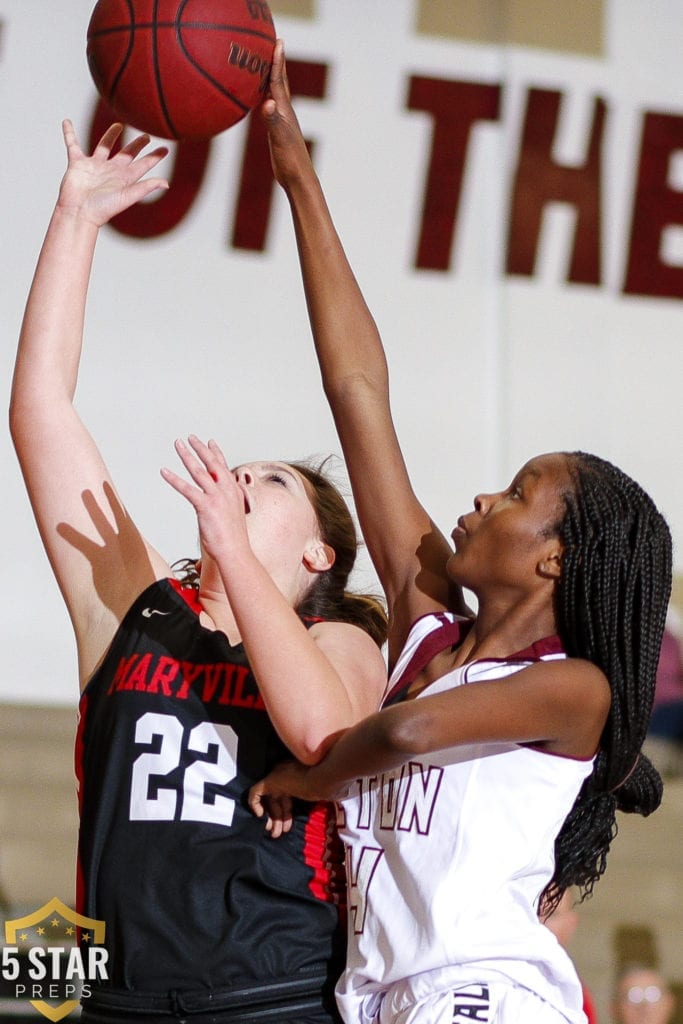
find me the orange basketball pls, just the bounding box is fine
[87,0,276,140]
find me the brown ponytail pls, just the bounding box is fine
[290,459,387,648]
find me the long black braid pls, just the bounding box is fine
[542,452,672,911]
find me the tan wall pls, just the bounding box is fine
[0,705,78,913]
[574,778,683,1021]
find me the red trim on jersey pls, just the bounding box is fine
[303,802,346,905]
[167,577,325,625]
[511,635,564,660]
[168,576,202,613]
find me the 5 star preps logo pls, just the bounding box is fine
[2,897,108,1021]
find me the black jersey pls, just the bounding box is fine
[75,578,346,1014]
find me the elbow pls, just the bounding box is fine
[322,369,388,409]
[8,391,20,443]
[9,395,37,463]
[9,383,39,449]
[293,740,325,767]
[8,395,26,453]
[294,726,345,767]
[297,749,325,767]
[378,705,436,759]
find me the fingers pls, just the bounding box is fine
[262,38,292,123]
[248,785,294,839]
[119,131,153,160]
[62,118,78,149]
[267,800,294,839]
[269,39,290,98]
[92,122,125,157]
[160,436,236,502]
[248,783,266,818]
[179,435,229,484]
[127,176,169,203]
[161,439,211,496]
[62,117,168,171]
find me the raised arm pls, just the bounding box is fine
[9,122,171,690]
[262,44,469,666]
[161,436,387,764]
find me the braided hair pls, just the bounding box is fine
[542,452,672,911]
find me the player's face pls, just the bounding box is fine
[447,453,572,597]
[232,461,327,583]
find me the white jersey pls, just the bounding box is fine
[336,613,593,1024]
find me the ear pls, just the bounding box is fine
[303,541,335,574]
[538,541,563,580]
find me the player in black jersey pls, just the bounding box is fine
[10,119,387,1023]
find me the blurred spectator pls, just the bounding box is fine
[611,965,676,1024]
[645,608,683,777]
[542,888,598,1023]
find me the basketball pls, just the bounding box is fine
[86,0,276,141]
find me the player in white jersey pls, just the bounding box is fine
[334,615,591,1024]
[249,44,672,1024]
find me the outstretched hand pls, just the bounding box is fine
[57,119,169,227]
[260,39,313,188]
[160,435,252,565]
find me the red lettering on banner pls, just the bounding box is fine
[506,89,605,285]
[407,77,501,271]
[624,111,683,299]
[84,59,683,300]
[231,59,329,251]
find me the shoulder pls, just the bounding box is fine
[309,618,385,663]
[513,657,611,758]
[309,619,388,709]
[523,655,608,687]
[511,656,610,708]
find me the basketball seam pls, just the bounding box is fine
[109,0,136,108]
[176,38,250,114]
[88,24,275,42]
[153,0,177,138]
